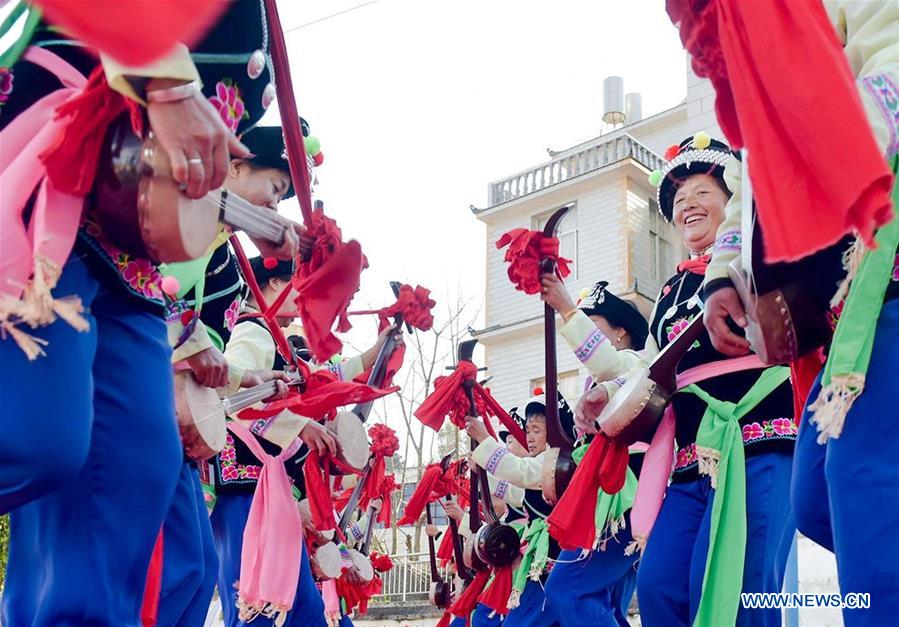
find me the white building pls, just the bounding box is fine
[472,62,722,410]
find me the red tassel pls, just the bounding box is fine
[790,351,825,426]
[397,464,443,526]
[140,528,164,627]
[450,570,490,617]
[547,435,629,550]
[437,526,455,567]
[41,66,142,196]
[436,611,453,627]
[480,565,514,615]
[303,451,336,531]
[414,361,478,431]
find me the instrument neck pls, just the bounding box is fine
[360,504,376,555]
[337,460,372,534]
[649,314,706,390]
[352,313,403,421]
[425,505,442,582]
[221,380,280,415]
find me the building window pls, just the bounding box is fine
[398,481,448,526]
[534,206,578,278]
[529,370,585,407]
[648,199,675,281]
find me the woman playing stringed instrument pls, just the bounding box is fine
[576,135,796,627]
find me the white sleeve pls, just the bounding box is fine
[559,311,645,381]
[470,438,544,490]
[826,0,899,158]
[487,474,525,508]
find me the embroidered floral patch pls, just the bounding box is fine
[209,79,249,132]
[714,229,741,253]
[224,296,242,332]
[0,68,13,117]
[741,418,798,445]
[666,316,700,350]
[674,443,698,471]
[81,215,164,304]
[217,432,262,485]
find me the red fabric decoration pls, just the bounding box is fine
[336,572,383,615]
[676,254,711,276]
[790,350,825,426]
[436,612,453,627]
[359,424,401,525]
[293,207,366,361]
[139,528,163,627]
[437,526,455,567]
[414,362,528,447]
[664,144,681,161]
[380,284,436,332]
[40,66,143,196]
[237,369,397,422]
[496,229,572,295]
[397,464,444,526]
[303,450,337,532]
[33,0,226,66]
[179,310,194,326]
[369,552,394,573]
[450,570,491,617]
[546,435,630,550]
[667,0,894,263]
[480,564,514,615]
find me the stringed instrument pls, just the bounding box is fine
[459,340,521,569]
[92,115,312,264]
[596,314,706,444]
[426,502,453,609]
[174,372,300,462]
[539,206,577,506]
[326,281,407,474]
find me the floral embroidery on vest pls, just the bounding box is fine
[862,73,899,157]
[666,316,700,350]
[675,443,699,471]
[217,432,262,484]
[0,68,14,117]
[81,214,164,305]
[209,79,249,132]
[224,296,242,332]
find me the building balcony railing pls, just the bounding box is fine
[487,133,662,208]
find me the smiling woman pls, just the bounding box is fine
[671,173,730,253]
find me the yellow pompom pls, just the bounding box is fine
[692,131,711,150]
[578,287,592,300]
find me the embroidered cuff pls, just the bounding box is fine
[485,447,509,475]
[493,480,509,499]
[862,73,899,157]
[574,328,607,363]
[713,229,742,253]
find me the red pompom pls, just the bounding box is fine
[313,151,325,166]
[664,144,681,161]
[532,387,544,396]
[180,310,194,326]
[263,257,278,270]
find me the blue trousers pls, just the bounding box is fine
[636,451,794,627]
[823,299,899,627]
[157,461,219,627]
[211,492,326,627]
[0,254,182,626]
[450,617,468,627]
[503,579,561,627]
[790,379,834,552]
[473,602,503,627]
[544,527,638,627]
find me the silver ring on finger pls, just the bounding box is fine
[187,157,204,166]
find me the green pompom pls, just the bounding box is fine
[648,169,663,187]
[304,135,321,156]
[329,354,343,365]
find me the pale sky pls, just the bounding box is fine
[260,0,689,463]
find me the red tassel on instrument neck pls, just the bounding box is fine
[396,463,443,526]
[302,450,336,531]
[41,66,143,196]
[547,435,629,550]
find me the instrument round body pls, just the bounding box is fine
[174,371,227,461]
[347,548,375,582]
[596,369,668,445]
[311,542,343,580]
[728,258,830,366]
[430,580,452,609]
[462,535,489,573]
[92,116,221,263]
[474,522,521,568]
[326,411,369,474]
[540,447,576,506]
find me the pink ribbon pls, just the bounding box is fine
[228,422,305,621]
[629,354,765,546]
[0,47,86,300]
